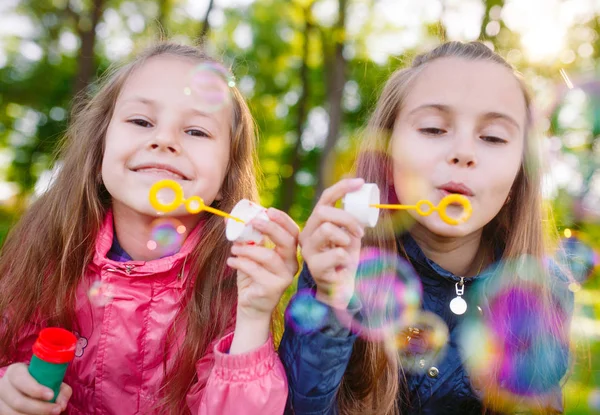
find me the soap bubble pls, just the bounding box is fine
[88,280,113,307]
[188,62,235,113]
[147,218,186,256]
[334,247,422,341]
[389,310,449,373]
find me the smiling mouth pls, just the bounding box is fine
[132,167,189,180]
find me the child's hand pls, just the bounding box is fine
[300,178,366,309]
[0,363,71,415]
[228,208,299,320]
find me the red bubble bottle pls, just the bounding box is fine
[28,328,77,402]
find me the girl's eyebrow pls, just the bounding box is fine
[119,95,216,120]
[408,103,521,132]
[408,103,452,116]
[119,95,154,107]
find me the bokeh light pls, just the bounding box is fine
[588,388,600,412]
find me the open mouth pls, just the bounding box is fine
[438,182,474,197]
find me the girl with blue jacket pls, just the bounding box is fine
[280,41,573,415]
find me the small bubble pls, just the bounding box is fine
[148,218,185,256]
[189,63,233,113]
[390,311,449,373]
[285,290,329,334]
[88,280,113,307]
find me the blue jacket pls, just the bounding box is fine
[279,234,572,414]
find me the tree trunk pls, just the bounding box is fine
[280,6,313,213]
[199,0,216,45]
[315,0,347,200]
[73,0,105,98]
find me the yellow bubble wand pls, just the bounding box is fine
[372,194,472,226]
[148,179,245,223]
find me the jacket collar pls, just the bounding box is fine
[92,210,204,279]
[399,232,498,285]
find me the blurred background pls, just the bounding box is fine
[0,0,599,412]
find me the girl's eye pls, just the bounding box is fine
[186,129,210,138]
[419,128,446,136]
[129,119,153,128]
[481,135,507,144]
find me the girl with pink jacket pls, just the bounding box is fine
[0,42,297,415]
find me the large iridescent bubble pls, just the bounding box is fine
[459,257,571,411]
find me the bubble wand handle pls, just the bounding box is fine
[149,179,245,223]
[370,204,415,210]
[28,328,77,403]
[203,205,245,223]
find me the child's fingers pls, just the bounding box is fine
[265,208,300,240]
[227,257,291,292]
[301,206,364,243]
[316,178,365,207]
[251,218,296,253]
[0,380,59,415]
[55,383,72,410]
[305,223,352,255]
[306,248,352,282]
[230,245,291,281]
[0,400,26,415]
[5,364,54,401]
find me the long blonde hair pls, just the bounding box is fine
[337,41,565,414]
[0,42,259,414]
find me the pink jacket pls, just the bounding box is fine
[0,211,288,414]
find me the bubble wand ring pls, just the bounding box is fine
[372,194,473,225]
[149,179,244,223]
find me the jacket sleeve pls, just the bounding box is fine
[186,332,288,415]
[279,265,359,415]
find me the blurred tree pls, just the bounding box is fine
[70,0,106,98]
[280,2,313,213]
[315,0,347,199]
[198,0,215,44]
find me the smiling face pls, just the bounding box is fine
[101,55,232,219]
[390,57,527,237]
